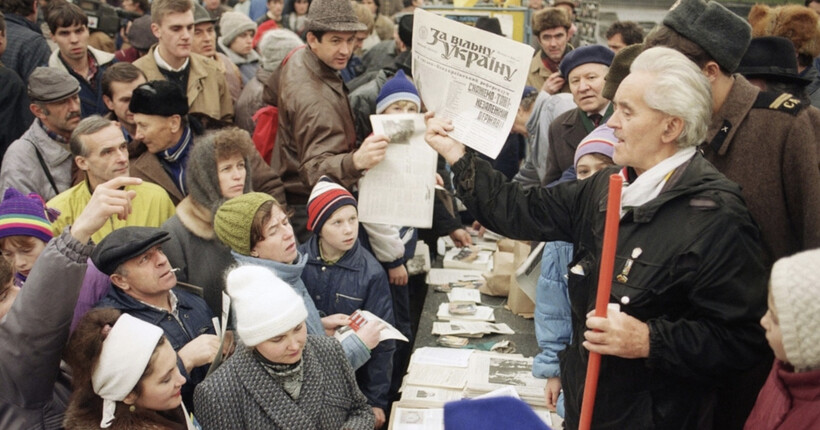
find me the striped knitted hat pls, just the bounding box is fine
[306,176,357,233]
[376,70,420,114]
[574,124,616,169]
[0,188,57,243]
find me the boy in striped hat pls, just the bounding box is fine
[0,188,58,287]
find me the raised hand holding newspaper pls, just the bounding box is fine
[335,310,409,343]
[412,8,534,159]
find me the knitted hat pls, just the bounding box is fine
[574,124,616,168]
[92,314,164,428]
[602,43,642,101]
[127,15,158,51]
[304,0,367,33]
[769,248,820,372]
[662,0,751,73]
[748,4,820,59]
[253,20,279,49]
[376,70,420,114]
[219,11,257,47]
[532,7,571,36]
[27,67,81,103]
[226,265,308,347]
[0,188,56,243]
[443,397,551,430]
[186,129,254,216]
[214,192,275,255]
[258,29,304,71]
[91,227,171,276]
[129,81,188,117]
[737,37,811,86]
[558,45,614,79]
[306,176,357,233]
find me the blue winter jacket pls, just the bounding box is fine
[300,236,396,410]
[96,285,215,411]
[532,240,573,418]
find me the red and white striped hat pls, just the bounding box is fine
[306,176,357,232]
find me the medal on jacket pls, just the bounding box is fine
[616,247,642,284]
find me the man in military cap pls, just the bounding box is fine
[645,0,820,426]
[0,67,82,200]
[92,226,222,411]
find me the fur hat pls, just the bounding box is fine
[220,11,257,47]
[737,37,811,86]
[558,45,613,78]
[214,192,275,256]
[574,124,616,169]
[226,265,308,347]
[258,29,304,71]
[662,0,751,72]
[129,81,188,117]
[748,4,820,58]
[0,188,57,243]
[306,176,357,233]
[376,70,419,114]
[532,7,571,36]
[769,248,820,372]
[304,0,367,33]
[602,43,642,100]
[186,128,254,216]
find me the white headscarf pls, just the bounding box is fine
[91,314,164,428]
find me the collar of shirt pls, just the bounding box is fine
[154,47,190,73]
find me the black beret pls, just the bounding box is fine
[129,80,189,117]
[92,227,171,276]
[559,45,614,78]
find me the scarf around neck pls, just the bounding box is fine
[619,146,696,217]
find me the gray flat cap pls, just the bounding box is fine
[193,3,217,25]
[128,15,158,51]
[27,67,81,103]
[663,0,751,72]
[304,0,367,33]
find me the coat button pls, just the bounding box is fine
[321,267,326,271]
[620,296,630,305]
[184,314,189,319]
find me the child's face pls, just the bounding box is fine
[761,290,788,363]
[383,100,419,114]
[319,205,359,256]
[229,30,255,56]
[294,0,309,15]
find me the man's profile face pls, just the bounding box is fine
[133,113,179,153]
[307,31,357,71]
[152,10,194,61]
[538,26,568,63]
[809,1,820,14]
[192,22,217,57]
[112,245,178,302]
[568,63,609,114]
[53,23,90,63]
[607,33,626,53]
[76,124,130,186]
[104,75,147,127]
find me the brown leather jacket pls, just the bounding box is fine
[263,47,362,203]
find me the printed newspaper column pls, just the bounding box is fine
[412,8,534,159]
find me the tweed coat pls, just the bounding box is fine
[194,336,374,430]
[544,108,589,185]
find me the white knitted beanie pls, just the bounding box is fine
[226,265,308,347]
[769,248,820,372]
[258,29,303,72]
[220,11,257,47]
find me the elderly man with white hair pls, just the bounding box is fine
[424,47,769,429]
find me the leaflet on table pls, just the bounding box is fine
[412,8,534,159]
[432,321,515,337]
[426,268,484,285]
[334,309,409,343]
[389,404,444,430]
[399,385,464,407]
[437,303,495,321]
[447,287,482,303]
[463,353,547,406]
[359,113,437,228]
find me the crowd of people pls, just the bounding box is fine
[0,0,819,428]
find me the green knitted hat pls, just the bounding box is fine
[214,192,275,255]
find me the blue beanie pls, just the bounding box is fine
[376,70,420,114]
[444,397,552,430]
[558,45,614,78]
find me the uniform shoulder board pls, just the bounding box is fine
[752,91,806,116]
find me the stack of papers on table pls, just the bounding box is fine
[436,303,495,321]
[462,352,547,407]
[432,322,515,337]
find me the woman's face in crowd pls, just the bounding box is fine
[761,290,788,364]
[1,236,47,280]
[294,0,309,15]
[319,205,358,257]
[0,278,21,320]
[255,322,307,364]
[129,341,186,411]
[361,0,377,15]
[575,153,612,180]
[229,30,255,56]
[268,0,284,19]
[217,154,247,199]
[251,205,298,264]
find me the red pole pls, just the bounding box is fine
[578,173,623,430]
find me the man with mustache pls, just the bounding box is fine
[0,67,82,200]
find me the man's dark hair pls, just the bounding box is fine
[644,25,731,75]
[102,62,147,98]
[308,30,326,41]
[133,0,149,13]
[0,11,5,34]
[0,0,37,17]
[401,0,413,8]
[606,21,644,45]
[45,0,88,35]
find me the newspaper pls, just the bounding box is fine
[436,303,495,321]
[463,353,547,406]
[426,268,484,286]
[334,310,409,343]
[515,242,545,303]
[432,321,515,337]
[399,385,464,407]
[358,113,437,228]
[447,287,482,303]
[389,405,444,430]
[412,9,534,159]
